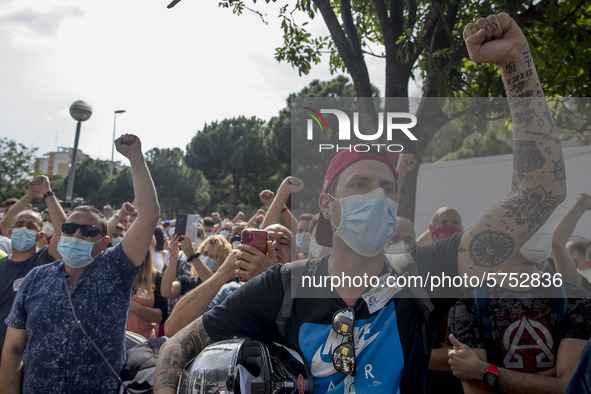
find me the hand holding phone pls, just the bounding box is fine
[237,229,269,282]
[240,229,268,255]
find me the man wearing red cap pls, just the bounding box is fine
[156,13,567,394]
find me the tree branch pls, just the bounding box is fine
[313,0,373,97]
[340,0,362,58]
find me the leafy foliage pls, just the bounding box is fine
[0,138,38,202]
[146,147,210,219]
[185,116,277,216]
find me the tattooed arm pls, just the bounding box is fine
[457,13,566,276]
[154,317,213,394]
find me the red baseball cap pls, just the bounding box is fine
[315,148,397,247]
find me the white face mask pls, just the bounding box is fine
[385,241,409,255]
[578,268,591,282]
[309,237,331,259]
[519,233,552,264]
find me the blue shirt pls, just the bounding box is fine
[207,281,243,311]
[5,243,141,393]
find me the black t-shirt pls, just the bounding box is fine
[176,275,202,297]
[447,283,591,373]
[202,233,462,394]
[0,246,54,360]
[153,273,169,324]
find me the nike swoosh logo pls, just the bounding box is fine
[311,345,337,378]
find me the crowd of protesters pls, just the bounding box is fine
[0,12,590,394]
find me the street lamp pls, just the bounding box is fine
[65,100,92,204]
[110,109,126,176]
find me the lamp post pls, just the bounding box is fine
[110,110,126,176]
[65,100,92,204]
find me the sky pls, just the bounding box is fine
[0,0,389,164]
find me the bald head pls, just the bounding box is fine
[431,207,462,230]
[12,210,43,229]
[391,217,416,245]
[264,224,293,263]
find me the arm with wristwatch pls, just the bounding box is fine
[106,201,135,237]
[4,175,66,261]
[180,235,213,282]
[448,334,583,393]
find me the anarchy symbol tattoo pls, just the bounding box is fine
[469,230,515,269]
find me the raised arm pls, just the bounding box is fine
[260,177,302,233]
[117,134,160,266]
[29,176,67,260]
[107,202,135,237]
[164,250,237,337]
[160,233,182,299]
[552,194,591,285]
[457,13,566,276]
[395,153,417,203]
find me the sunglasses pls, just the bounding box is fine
[62,222,104,238]
[332,307,356,376]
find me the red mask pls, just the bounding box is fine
[431,224,462,241]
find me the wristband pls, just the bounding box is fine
[481,364,498,389]
[113,213,122,221]
[43,191,55,199]
[187,253,200,262]
[281,206,287,213]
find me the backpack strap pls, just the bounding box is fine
[384,253,434,321]
[385,253,434,357]
[276,260,309,339]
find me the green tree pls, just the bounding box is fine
[146,147,210,219]
[99,167,135,209]
[265,75,369,214]
[218,0,591,221]
[62,158,111,207]
[0,138,38,202]
[185,116,277,216]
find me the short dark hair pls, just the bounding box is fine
[298,213,314,223]
[69,205,107,235]
[154,227,166,251]
[203,217,215,227]
[568,239,587,256]
[4,198,17,208]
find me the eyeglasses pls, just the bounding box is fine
[332,307,356,376]
[62,222,104,238]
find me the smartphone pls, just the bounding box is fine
[241,229,268,254]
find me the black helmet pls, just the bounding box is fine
[178,338,313,393]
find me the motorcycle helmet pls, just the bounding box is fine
[177,338,312,393]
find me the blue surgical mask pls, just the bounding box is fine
[200,255,216,271]
[57,236,102,268]
[219,229,229,238]
[330,188,398,257]
[296,232,310,253]
[111,236,122,246]
[11,227,38,251]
